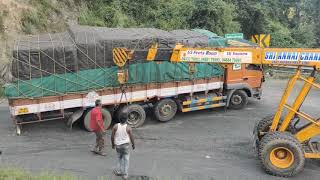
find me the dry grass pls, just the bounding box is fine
[0,167,82,180]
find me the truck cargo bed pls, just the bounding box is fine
[9,78,223,116]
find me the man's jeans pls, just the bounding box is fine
[116,143,130,176]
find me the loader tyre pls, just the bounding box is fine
[84,108,112,131]
[259,132,305,177]
[154,98,177,122]
[118,104,146,128]
[256,115,275,139]
[255,115,293,149]
[229,90,248,109]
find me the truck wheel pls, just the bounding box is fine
[259,132,305,177]
[84,108,112,132]
[229,90,248,109]
[153,98,177,122]
[118,104,146,128]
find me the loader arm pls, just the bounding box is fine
[167,45,320,69]
[114,45,320,68]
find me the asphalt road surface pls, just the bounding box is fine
[0,79,320,180]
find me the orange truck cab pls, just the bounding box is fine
[224,64,264,109]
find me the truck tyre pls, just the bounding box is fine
[229,90,248,109]
[153,98,177,122]
[84,108,112,132]
[259,132,305,177]
[118,104,146,128]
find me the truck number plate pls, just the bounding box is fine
[17,107,29,114]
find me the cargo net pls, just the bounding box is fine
[5,26,224,98]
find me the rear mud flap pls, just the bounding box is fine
[251,120,260,156]
[226,89,236,107]
[67,109,84,129]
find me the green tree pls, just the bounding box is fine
[231,0,267,37]
[190,0,240,35]
[79,0,135,27]
[77,0,319,47]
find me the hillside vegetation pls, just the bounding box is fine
[79,0,320,48]
[0,0,319,64]
[0,0,82,64]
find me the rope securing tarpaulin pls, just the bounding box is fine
[5,26,229,98]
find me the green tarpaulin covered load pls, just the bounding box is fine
[5,26,226,99]
[5,61,223,98]
[5,26,266,98]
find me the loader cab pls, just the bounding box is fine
[225,63,264,100]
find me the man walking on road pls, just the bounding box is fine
[111,113,135,180]
[90,99,106,156]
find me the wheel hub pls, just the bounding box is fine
[160,104,172,116]
[231,95,242,105]
[276,150,287,159]
[127,111,140,125]
[270,147,294,169]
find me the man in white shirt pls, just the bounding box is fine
[111,112,135,180]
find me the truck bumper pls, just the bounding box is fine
[252,88,262,100]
